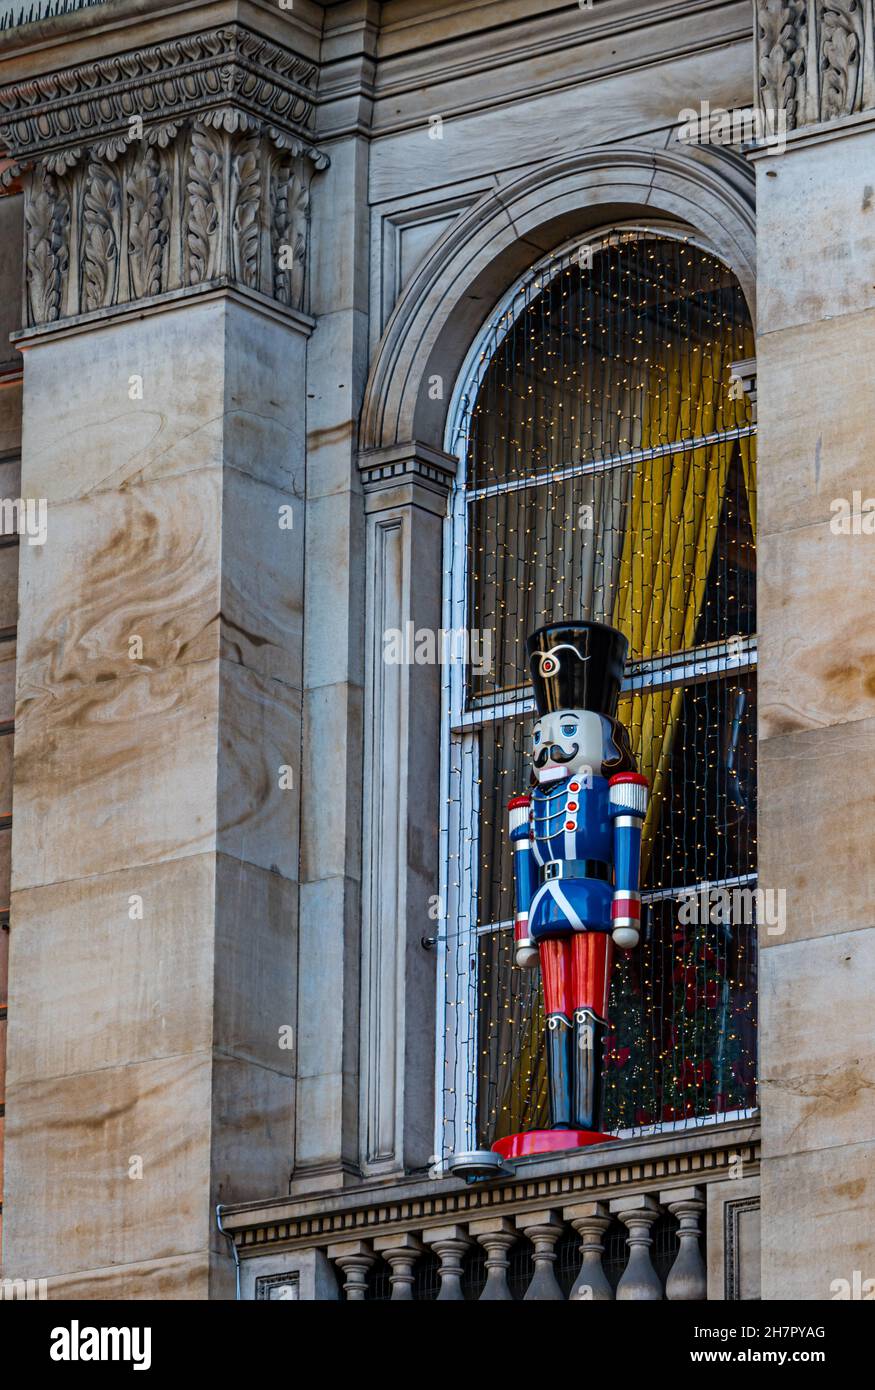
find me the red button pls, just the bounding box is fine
[567,801,577,811]
[566,821,576,831]
[569,783,580,792]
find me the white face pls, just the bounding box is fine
[531,708,604,784]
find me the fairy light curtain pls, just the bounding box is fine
[440,231,757,1156]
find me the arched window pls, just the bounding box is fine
[438,229,757,1159]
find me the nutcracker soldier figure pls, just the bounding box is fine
[493,620,648,1161]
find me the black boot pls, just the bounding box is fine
[546,1014,573,1128]
[573,1008,605,1131]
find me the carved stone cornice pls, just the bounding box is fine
[0,26,321,165]
[756,0,875,129]
[222,1120,761,1254]
[358,441,460,498]
[0,24,329,328]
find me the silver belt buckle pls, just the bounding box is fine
[544,861,561,881]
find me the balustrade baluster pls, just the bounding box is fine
[516,1211,565,1301]
[423,1225,472,1300]
[611,1195,663,1301]
[564,1201,613,1301]
[661,1186,707,1301]
[374,1232,423,1301]
[469,1217,516,1301]
[327,1240,375,1301]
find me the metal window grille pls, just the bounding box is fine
[437,230,757,1160]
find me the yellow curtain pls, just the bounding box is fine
[613,328,755,873]
[488,321,756,1145]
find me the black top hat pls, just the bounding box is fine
[527,621,628,716]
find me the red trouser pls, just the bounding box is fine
[539,933,612,1022]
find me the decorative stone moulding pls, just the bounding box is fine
[0,25,329,327]
[756,0,875,129]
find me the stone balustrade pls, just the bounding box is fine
[224,1119,760,1301]
[325,1189,705,1302]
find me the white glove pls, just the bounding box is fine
[515,941,539,969]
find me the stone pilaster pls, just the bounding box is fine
[356,443,457,1178]
[0,18,326,1299]
[753,0,875,1303]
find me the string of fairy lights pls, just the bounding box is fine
[440,230,757,1155]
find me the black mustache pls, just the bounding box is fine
[534,742,579,768]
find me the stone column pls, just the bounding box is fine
[356,443,457,1177]
[754,0,875,1302]
[0,21,326,1299]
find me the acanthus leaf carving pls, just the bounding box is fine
[24,162,69,324]
[757,0,808,130]
[7,24,327,329]
[231,134,262,291]
[127,143,170,301]
[81,159,121,312]
[186,122,224,286]
[0,159,25,191]
[821,0,865,119]
[270,150,311,312]
[756,0,875,129]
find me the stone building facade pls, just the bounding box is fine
[0,0,872,1301]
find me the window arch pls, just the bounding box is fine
[437,228,757,1159]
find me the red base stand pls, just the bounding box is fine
[491,1129,616,1160]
